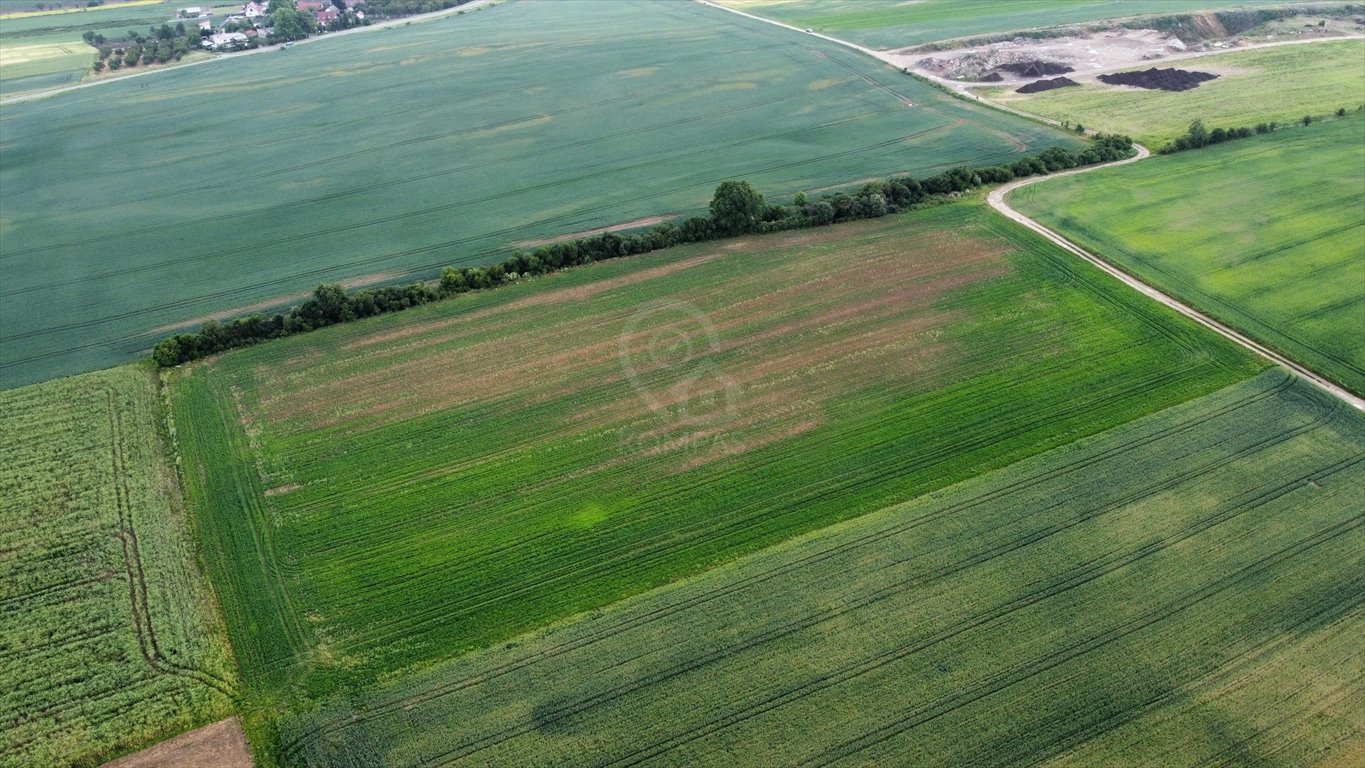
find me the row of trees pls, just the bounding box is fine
[1159,107,1357,154]
[152,133,1134,367]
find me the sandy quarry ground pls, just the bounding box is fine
[100,718,252,768]
[898,19,1363,85]
[908,28,1189,83]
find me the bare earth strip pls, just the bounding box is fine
[515,215,673,248]
[100,718,251,768]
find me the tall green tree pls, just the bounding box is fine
[709,180,765,235]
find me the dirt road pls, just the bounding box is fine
[100,718,252,768]
[698,0,1364,411]
[988,149,1365,412]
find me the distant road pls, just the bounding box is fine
[697,0,1365,412]
[0,0,499,105]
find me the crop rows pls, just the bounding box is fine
[169,202,1261,717]
[0,365,236,768]
[0,0,1080,386]
[275,370,1365,767]
[1013,115,1365,396]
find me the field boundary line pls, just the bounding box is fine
[103,387,239,699]
[986,154,1365,413]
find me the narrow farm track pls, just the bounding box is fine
[695,0,1365,414]
[700,0,1365,410]
[989,167,1365,413]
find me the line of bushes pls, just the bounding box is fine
[151,133,1133,367]
[1159,107,1360,154]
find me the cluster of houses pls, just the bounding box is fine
[180,1,365,50]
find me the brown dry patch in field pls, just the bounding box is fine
[333,252,723,354]
[618,66,659,78]
[253,224,1009,444]
[554,238,1005,472]
[100,718,251,768]
[259,253,729,427]
[264,482,301,497]
[515,215,673,248]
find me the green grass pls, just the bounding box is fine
[274,370,1365,768]
[983,40,1365,146]
[719,0,1302,49]
[0,364,238,768]
[0,33,94,94]
[0,0,1086,388]
[168,201,1262,754]
[1012,115,1365,395]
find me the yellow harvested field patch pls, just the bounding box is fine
[0,42,87,66]
[0,0,158,19]
[808,77,842,90]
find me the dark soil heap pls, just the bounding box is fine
[997,60,1074,77]
[979,71,1004,82]
[1016,76,1080,94]
[1098,67,1219,92]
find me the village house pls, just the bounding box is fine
[316,4,341,24]
[204,31,249,49]
[242,1,267,19]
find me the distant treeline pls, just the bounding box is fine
[360,0,480,19]
[1158,107,1359,154]
[152,133,1133,367]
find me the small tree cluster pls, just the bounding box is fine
[97,23,195,70]
[153,133,1134,367]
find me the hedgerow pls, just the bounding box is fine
[152,134,1133,366]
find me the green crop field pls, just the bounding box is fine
[984,40,1365,146]
[276,370,1365,768]
[0,0,1083,389]
[168,201,1262,752]
[0,33,93,95]
[718,0,1298,49]
[0,365,238,768]
[1012,115,1365,396]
